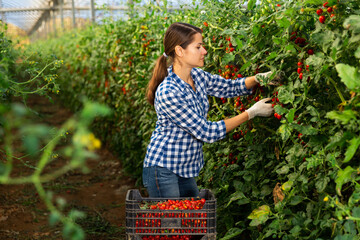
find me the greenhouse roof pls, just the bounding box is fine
[0,0,193,36]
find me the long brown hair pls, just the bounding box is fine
[146,22,202,105]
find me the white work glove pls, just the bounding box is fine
[255,71,273,85]
[245,98,274,120]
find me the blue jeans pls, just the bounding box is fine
[142,166,199,198]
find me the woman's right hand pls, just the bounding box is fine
[245,98,274,120]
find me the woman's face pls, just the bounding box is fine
[179,33,207,68]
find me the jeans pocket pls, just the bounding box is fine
[155,166,178,186]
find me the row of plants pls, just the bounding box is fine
[0,22,111,239]
[29,0,360,239]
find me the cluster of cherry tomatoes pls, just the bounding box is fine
[143,198,206,210]
[316,1,337,24]
[219,64,243,80]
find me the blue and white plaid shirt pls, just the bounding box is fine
[144,66,252,178]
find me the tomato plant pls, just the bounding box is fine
[31,0,360,239]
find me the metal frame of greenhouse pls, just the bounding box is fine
[0,0,187,41]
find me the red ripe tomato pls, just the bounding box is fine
[297,68,302,74]
[319,15,326,24]
[299,73,303,80]
[237,73,243,78]
[316,9,323,16]
[297,61,302,66]
[203,22,208,27]
[323,1,328,7]
[327,7,333,13]
[307,49,314,55]
[330,14,335,18]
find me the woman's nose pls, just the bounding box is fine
[202,46,207,55]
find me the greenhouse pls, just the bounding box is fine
[0,0,359,239]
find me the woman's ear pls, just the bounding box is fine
[174,45,183,58]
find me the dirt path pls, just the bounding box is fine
[0,95,137,240]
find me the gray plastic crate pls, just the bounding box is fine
[125,189,216,240]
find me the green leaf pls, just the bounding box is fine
[247,0,256,10]
[248,205,271,226]
[273,36,284,45]
[220,228,245,240]
[326,110,357,124]
[286,108,296,123]
[235,37,243,49]
[266,52,277,61]
[285,44,297,54]
[315,176,329,193]
[344,220,357,235]
[276,165,289,175]
[334,234,356,240]
[306,54,324,67]
[63,222,85,240]
[349,189,360,206]
[282,181,293,191]
[290,225,302,235]
[311,31,335,52]
[226,191,249,207]
[278,85,295,104]
[239,60,252,72]
[344,137,360,163]
[80,101,111,125]
[222,53,235,65]
[276,16,291,28]
[353,207,360,218]
[49,212,61,226]
[335,166,356,196]
[252,24,261,37]
[274,105,288,115]
[343,15,360,33]
[293,124,318,135]
[355,47,360,59]
[278,124,291,141]
[335,64,360,90]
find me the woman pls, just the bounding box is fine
[143,22,273,198]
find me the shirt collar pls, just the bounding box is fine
[168,65,196,90]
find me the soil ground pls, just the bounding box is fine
[0,94,138,240]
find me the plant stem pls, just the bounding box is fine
[328,76,346,104]
[8,61,55,85]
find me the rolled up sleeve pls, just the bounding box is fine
[203,70,253,98]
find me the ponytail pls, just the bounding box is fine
[146,54,168,105]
